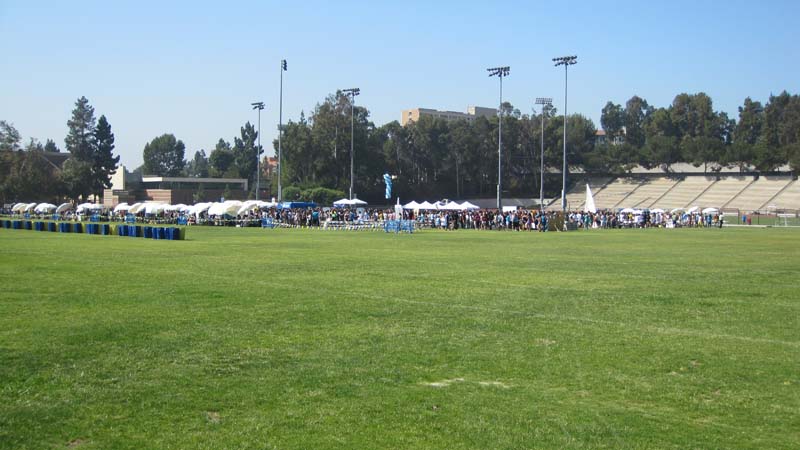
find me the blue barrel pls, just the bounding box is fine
[59,223,69,232]
[72,223,82,233]
[135,226,143,237]
[156,227,166,240]
[101,224,110,235]
[144,227,153,238]
[24,221,32,230]
[118,225,126,236]
[48,222,57,232]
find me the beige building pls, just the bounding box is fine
[401,106,496,126]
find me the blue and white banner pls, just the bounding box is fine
[383,173,392,199]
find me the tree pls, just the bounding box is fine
[624,96,653,148]
[187,150,209,177]
[59,158,94,201]
[91,115,119,195]
[600,102,625,138]
[44,139,60,153]
[142,134,186,176]
[65,96,96,161]
[0,121,22,151]
[231,121,260,183]
[209,139,234,177]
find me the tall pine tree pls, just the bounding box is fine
[65,96,96,161]
[92,115,119,195]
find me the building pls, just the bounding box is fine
[102,165,250,207]
[595,129,626,146]
[401,106,496,126]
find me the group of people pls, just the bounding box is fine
[2,203,729,232]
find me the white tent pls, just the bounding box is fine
[113,202,130,213]
[418,201,436,210]
[333,198,351,206]
[442,201,463,210]
[34,203,57,213]
[702,207,719,215]
[208,200,242,216]
[11,202,27,212]
[24,202,38,213]
[584,184,597,214]
[620,207,636,213]
[686,206,700,214]
[670,207,684,214]
[403,200,420,210]
[144,203,167,215]
[651,208,666,214]
[192,202,212,218]
[128,202,146,214]
[459,201,480,210]
[164,204,184,212]
[350,198,367,205]
[237,202,260,216]
[76,203,104,214]
[56,203,74,214]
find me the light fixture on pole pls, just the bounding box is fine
[278,59,287,202]
[342,87,360,200]
[251,101,265,200]
[487,66,510,210]
[535,97,552,210]
[553,55,577,214]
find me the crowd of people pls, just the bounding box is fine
[1,203,728,231]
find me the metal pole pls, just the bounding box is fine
[350,94,355,200]
[278,62,284,202]
[497,75,503,210]
[562,65,568,214]
[256,108,261,200]
[540,109,545,209]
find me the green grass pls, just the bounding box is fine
[1,226,799,449]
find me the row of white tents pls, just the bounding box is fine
[401,200,481,211]
[583,185,721,216]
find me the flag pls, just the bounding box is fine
[383,173,392,199]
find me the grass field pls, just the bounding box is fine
[1,226,799,449]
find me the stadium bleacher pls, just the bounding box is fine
[765,179,800,210]
[619,177,679,209]
[725,176,793,211]
[591,178,643,209]
[652,176,716,210]
[691,176,752,208]
[549,177,612,211]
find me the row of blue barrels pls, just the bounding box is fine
[383,220,416,233]
[1,220,185,240]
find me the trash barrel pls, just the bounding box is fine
[72,223,82,233]
[144,227,153,238]
[48,222,57,232]
[101,224,110,235]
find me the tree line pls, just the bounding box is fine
[0,96,119,204]
[2,91,798,205]
[274,90,800,203]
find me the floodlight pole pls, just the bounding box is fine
[251,101,265,200]
[342,88,360,199]
[278,59,287,202]
[535,97,552,210]
[487,66,510,210]
[553,55,577,214]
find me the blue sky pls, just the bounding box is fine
[1,0,798,168]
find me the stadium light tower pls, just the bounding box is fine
[342,88,360,199]
[487,66,510,210]
[535,97,552,210]
[553,55,577,214]
[251,101,265,200]
[278,59,287,202]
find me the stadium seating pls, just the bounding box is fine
[591,178,643,209]
[652,176,716,210]
[692,176,752,208]
[725,176,793,211]
[547,177,611,211]
[765,180,800,210]
[617,177,679,209]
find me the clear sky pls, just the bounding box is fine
[1,0,798,168]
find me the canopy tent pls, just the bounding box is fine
[128,202,146,214]
[23,202,38,213]
[144,203,167,215]
[236,201,261,216]
[702,207,719,215]
[686,206,700,214]
[76,203,105,214]
[34,203,57,213]
[670,207,684,214]
[620,208,636,213]
[441,201,463,211]
[650,208,666,214]
[208,200,242,217]
[459,201,480,210]
[257,200,278,209]
[11,202,28,212]
[417,201,436,210]
[191,202,212,218]
[56,203,74,214]
[113,202,131,213]
[164,203,186,212]
[403,200,420,210]
[333,198,366,207]
[584,184,597,214]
